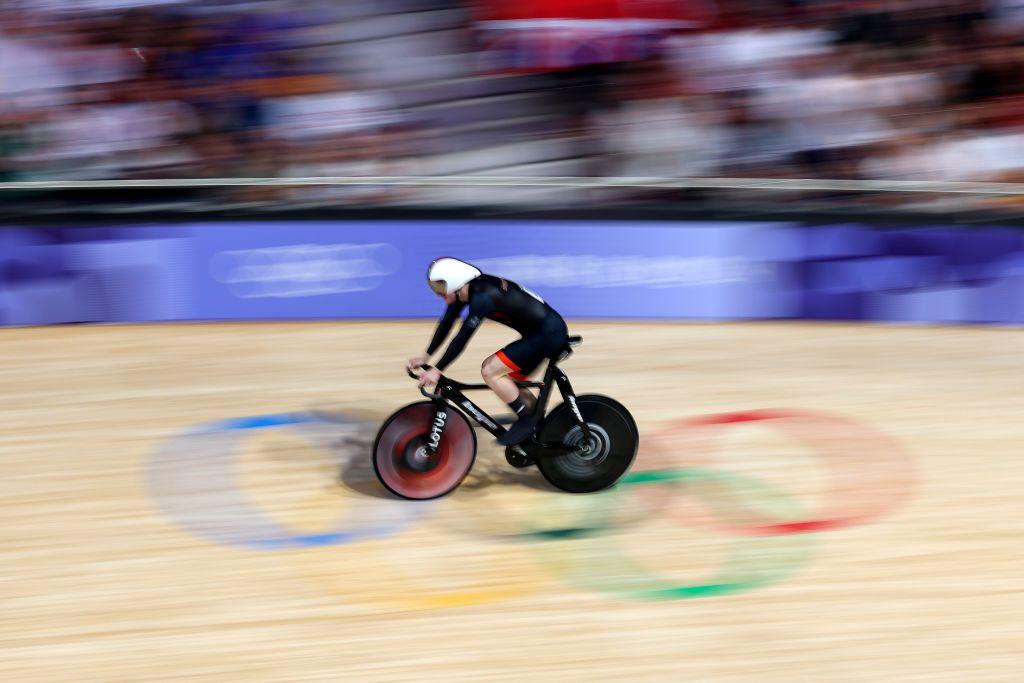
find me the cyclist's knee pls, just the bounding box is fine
[481,354,505,381]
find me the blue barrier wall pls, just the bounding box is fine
[2,220,1023,325]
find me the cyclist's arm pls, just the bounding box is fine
[434,294,493,372]
[426,301,465,356]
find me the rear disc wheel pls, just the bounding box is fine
[535,395,637,493]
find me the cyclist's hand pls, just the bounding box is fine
[417,367,442,389]
[406,354,429,372]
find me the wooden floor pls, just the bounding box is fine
[2,321,1021,681]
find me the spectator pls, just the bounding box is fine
[2,0,1024,210]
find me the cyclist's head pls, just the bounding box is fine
[427,257,480,298]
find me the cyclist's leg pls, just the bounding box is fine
[486,338,551,445]
[481,341,537,404]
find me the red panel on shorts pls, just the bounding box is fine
[495,349,521,372]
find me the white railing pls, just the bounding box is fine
[1,176,1024,195]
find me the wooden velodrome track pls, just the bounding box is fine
[2,320,1021,681]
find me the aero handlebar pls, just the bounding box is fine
[408,363,443,400]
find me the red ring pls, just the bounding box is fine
[643,409,916,535]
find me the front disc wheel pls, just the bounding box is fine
[373,402,477,500]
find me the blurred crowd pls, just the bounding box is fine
[3,0,1024,206]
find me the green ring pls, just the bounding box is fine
[524,467,818,600]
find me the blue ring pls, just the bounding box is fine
[147,412,423,549]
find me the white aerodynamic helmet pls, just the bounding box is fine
[427,257,481,295]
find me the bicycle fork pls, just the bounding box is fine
[424,399,449,455]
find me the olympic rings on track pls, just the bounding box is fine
[147,408,914,608]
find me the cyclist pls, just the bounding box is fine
[407,257,569,446]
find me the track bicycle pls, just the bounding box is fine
[373,335,638,499]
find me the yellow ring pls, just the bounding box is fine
[289,491,550,610]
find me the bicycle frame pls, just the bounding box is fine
[418,358,591,456]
